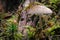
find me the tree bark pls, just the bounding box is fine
[0,0,4,12]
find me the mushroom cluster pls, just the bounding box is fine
[18,1,53,40]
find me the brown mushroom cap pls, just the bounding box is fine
[27,5,53,15]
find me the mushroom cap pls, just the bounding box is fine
[27,5,53,15]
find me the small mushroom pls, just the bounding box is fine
[26,2,53,27]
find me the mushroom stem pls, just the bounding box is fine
[39,15,43,29]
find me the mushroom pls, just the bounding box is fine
[26,2,53,27]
